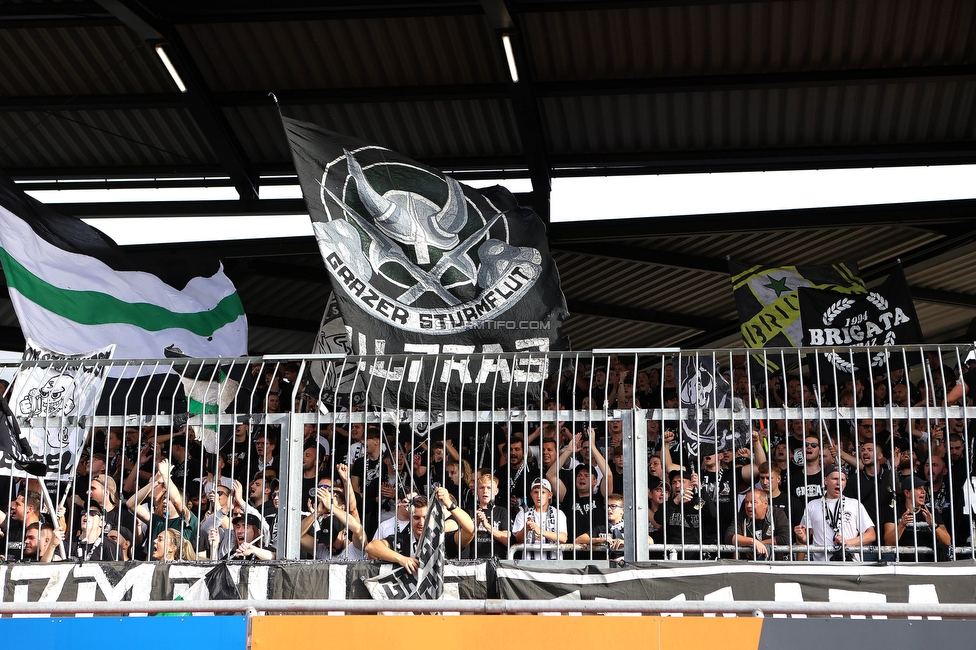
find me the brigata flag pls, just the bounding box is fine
[800,265,923,377]
[729,260,866,373]
[282,117,569,409]
[0,170,247,360]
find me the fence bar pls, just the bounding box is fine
[2,345,976,567]
[1,598,976,618]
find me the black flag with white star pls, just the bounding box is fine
[282,117,570,410]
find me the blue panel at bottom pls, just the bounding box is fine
[0,616,247,650]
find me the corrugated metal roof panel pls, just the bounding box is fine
[0,25,173,95]
[542,82,976,155]
[523,0,976,81]
[0,108,215,168]
[909,248,976,294]
[247,326,316,355]
[236,274,329,320]
[562,314,685,351]
[178,14,507,91]
[633,226,942,269]
[914,300,973,343]
[225,100,521,164]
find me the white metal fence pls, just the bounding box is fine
[1,344,974,565]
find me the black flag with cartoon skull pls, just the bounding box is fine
[282,117,570,410]
[799,266,923,381]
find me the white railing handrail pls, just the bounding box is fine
[0,598,973,618]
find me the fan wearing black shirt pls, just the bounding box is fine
[464,473,510,559]
[494,436,537,513]
[655,470,717,559]
[69,503,119,562]
[882,473,951,561]
[561,465,607,543]
[786,434,827,525]
[351,425,384,539]
[725,489,790,559]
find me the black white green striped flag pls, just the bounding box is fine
[0,172,247,359]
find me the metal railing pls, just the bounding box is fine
[0,344,973,566]
[0,598,974,618]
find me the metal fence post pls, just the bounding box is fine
[621,408,648,562]
[276,359,306,560]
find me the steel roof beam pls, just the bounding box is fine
[124,236,319,259]
[8,142,976,186]
[909,287,976,310]
[95,1,260,202]
[237,260,330,285]
[549,200,976,241]
[159,1,485,23]
[4,64,972,111]
[481,0,551,223]
[538,65,976,97]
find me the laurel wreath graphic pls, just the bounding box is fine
[825,352,854,374]
[822,298,855,326]
[866,292,888,311]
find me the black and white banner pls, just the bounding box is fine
[0,561,488,606]
[678,355,751,456]
[4,339,113,479]
[309,292,365,409]
[282,117,570,410]
[800,266,923,377]
[362,496,446,600]
[4,561,976,611]
[494,561,976,607]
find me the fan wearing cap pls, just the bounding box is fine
[69,502,118,562]
[882,473,951,561]
[199,479,267,559]
[231,512,275,560]
[299,480,365,560]
[794,465,876,561]
[511,477,568,560]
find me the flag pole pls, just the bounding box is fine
[37,483,67,559]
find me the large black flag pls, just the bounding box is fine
[282,117,569,409]
[799,266,923,377]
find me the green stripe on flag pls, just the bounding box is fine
[0,247,245,337]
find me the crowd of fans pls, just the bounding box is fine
[0,350,973,565]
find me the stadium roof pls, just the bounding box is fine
[2,0,976,354]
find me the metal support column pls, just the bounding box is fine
[621,408,649,562]
[275,359,306,560]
